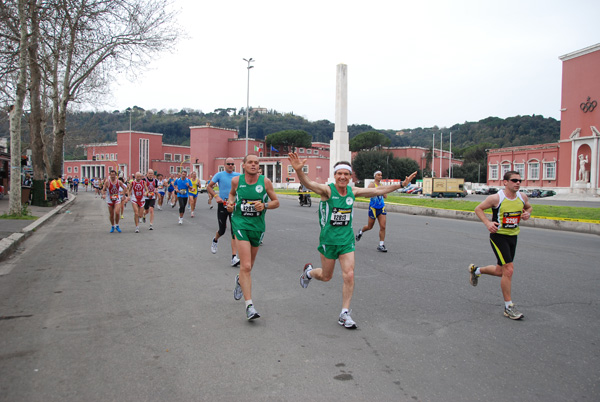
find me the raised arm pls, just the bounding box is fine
[354,171,418,198]
[288,152,331,198]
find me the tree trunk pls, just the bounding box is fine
[8,0,29,216]
[28,0,46,206]
[50,99,68,179]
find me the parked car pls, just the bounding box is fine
[199,179,207,193]
[474,186,489,195]
[530,189,542,198]
[540,190,556,197]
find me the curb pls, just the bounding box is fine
[0,195,76,263]
[279,194,600,235]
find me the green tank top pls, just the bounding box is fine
[319,183,355,245]
[492,189,525,236]
[232,174,268,232]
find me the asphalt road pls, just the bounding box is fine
[1,192,598,401]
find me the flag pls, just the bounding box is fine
[270,145,279,152]
[254,145,261,152]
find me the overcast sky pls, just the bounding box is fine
[105,0,600,130]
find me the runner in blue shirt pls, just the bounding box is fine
[174,170,192,225]
[207,157,242,266]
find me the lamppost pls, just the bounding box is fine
[243,58,254,155]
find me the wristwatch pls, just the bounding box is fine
[264,202,269,210]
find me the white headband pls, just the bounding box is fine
[374,170,382,177]
[334,164,353,174]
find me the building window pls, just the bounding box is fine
[489,164,498,180]
[164,153,172,161]
[67,167,72,173]
[170,166,176,174]
[74,166,78,173]
[115,154,117,160]
[139,138,149,174]
[514,163,525,178]
[306,149,312,154]
[302,165,309,174]
[298,148,305,153]
[543,162,556,180]
[259,152,263,157]
[288,165,294,174]
[314,150,319,155]
[528,162,539,180]
[184,154,190,162]
[110,153,115,160]
[174,154,181,162]
[218,165,224,172]
[501,163,511,179]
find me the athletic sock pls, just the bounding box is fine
[306,269,312,279]
[341,309,349,315]
[475,267,481,275]
[505,301,512,309]
[379,241,384,246]
[245,299,253,308]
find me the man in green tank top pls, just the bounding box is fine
[227,154,280,321]
[289,152,417,329]
[470,170,532,320]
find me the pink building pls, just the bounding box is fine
[64,125,331,186]
[486,43,600,195]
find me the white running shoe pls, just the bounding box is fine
[338,310,357,329]
[231,255,240,267]
[178,218,183,225]
[211,239,218,254]
[135,227,139,233]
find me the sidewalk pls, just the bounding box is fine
[0,192,76,262]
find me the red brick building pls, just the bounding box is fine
[487,43,600,195]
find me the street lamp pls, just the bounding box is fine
[243,58,254,155]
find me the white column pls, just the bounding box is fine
[328,64,352,183]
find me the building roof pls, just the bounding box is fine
[559,43,600,61]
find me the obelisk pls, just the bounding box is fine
[328,63,352,183]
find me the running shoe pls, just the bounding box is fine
[121,215,124,219]
[171,202,175,208]
[135,227,139,233]
[211,239,218,254]
[115,225,122,233]
[110,226,115,233]
[142,216,146,223]
[191,211,195,218]
[157,206,162,210]
[355,230,363,241]
[338,310,357,329]
[178,218,183,225]
[468,264,479,287]
[234,275,243,300]
[210,205,214,209]
[377,245,388,252]
[246,304,260,320]
[504,304,524,320]
[300,264,313,288]
[231,255,241,267]
[149,225,153,230]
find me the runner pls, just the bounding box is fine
[469,170,532,320]
[207,175,214,209]
[101,170,128,233]
[143,169,158,230]
[207,158,242,266]
[355,170,390,252]
[289,152,417,329]
[188,171,199,218]
[119,176,127,219]
[72,176,79,193]
[174,170,192,224]
[84,177,89,191]
[167,174,176,207]
[156,173,165,210]
[228,154,279,320]
[127,172,148,233]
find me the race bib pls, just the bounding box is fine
[158,185,164,189]
[502,211,521,229]
[240,199,261,217]
[147,192,155,197]
[330,207,351,226]
[110,193,119,201]
[179,189,187,195]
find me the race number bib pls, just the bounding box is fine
[179,189,187,195]
[147,192,155,198]
[502,211,521,229]
[330,207,351,226]
[240,199,261,217]
[110,193,119,201]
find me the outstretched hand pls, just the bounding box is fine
[288,152,307,171]
[403,171,418,187]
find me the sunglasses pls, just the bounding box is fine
[226,163,235,166]
[509,178,522,183]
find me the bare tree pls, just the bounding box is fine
[42,0,180,178]
[7,0,27,215]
